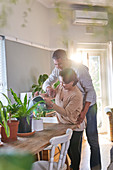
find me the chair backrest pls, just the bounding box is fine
[49,128,73,170]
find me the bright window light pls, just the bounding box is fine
[69,49,88,65]
[70,51,82,63]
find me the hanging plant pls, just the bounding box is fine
[0,0,32,27]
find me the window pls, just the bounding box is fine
[69,48,108,132]
[0,36,7,105]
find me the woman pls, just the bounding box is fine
[43,68,86,170]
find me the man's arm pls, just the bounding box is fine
[77,101,91,124]
[42,68,59,97]
[76,65,96,123]
[78,65,96,103]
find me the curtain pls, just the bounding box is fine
[0,36,7,105]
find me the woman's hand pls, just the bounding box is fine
[43,97,54,108]
[40,93,48,98]
[43,97,53,105]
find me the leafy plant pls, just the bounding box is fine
[0,101,10,137]
[32,109,46,120]
[32,74,48,96]
[8,88,42,124]
[2,88,44,124]
[0,0,32,28]
[53,80,60,89]
[2,92,20,123]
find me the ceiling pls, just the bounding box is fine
[37,0,113,8]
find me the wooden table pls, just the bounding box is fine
[0,123,76,155]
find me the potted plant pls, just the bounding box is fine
[32,109,46,131]
[29,95,46,131]
[0,102,10,137]
[7,88,42,133]
[32,74,48,96]
[0,100,19,143]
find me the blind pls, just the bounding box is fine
[0,36,8,105]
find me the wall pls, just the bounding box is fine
[5,40,51,97]
[48,8,112,49]
[0,0,50,48]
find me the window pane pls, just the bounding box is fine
[0,36,7,105]
[89,56,101,97]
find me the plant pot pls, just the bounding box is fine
[32,119,43,131]
[1,120,19,143]
[18,117,32,133]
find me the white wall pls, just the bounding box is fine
[48,8,111,49]
[0,0,50,48]
[0,1,110,49]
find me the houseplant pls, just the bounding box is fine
[0,102,10,137]
[8,88,42,133]
[32,73,48,96]
[31,96,46,131]
[2,88,42,134]
[32,109,46,131]
[0,100,19,143]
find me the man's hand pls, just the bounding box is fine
[77,111,86,124]
[46,86,56,98]
[77,101,91,124]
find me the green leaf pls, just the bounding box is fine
[10,88,22,105]
[26,115,30,125]
[26,100,45,115]
[43,74,48,81]
[53,80,60,89]
[0,105,10,137]
[2,93,12,105]
[32,84,37,88]
[38,75,42,86]
[3,107,7,121]
[24,94,27,107]
[0,101,3,107]
[3,120,10,138]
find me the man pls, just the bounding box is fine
[42,49,101,170]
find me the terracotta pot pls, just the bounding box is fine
[1,120,19,143]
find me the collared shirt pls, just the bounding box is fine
[43,60,96,106]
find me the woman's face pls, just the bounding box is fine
[59,76,74,90]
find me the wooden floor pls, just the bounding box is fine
[80,133,113,170]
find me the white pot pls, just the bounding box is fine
[32,119,43,131]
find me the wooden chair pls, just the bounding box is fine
[32,128,72,170]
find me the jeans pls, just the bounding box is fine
[68,131,83,170]
[86,103,101,168]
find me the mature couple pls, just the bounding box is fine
[37,49,101,170]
